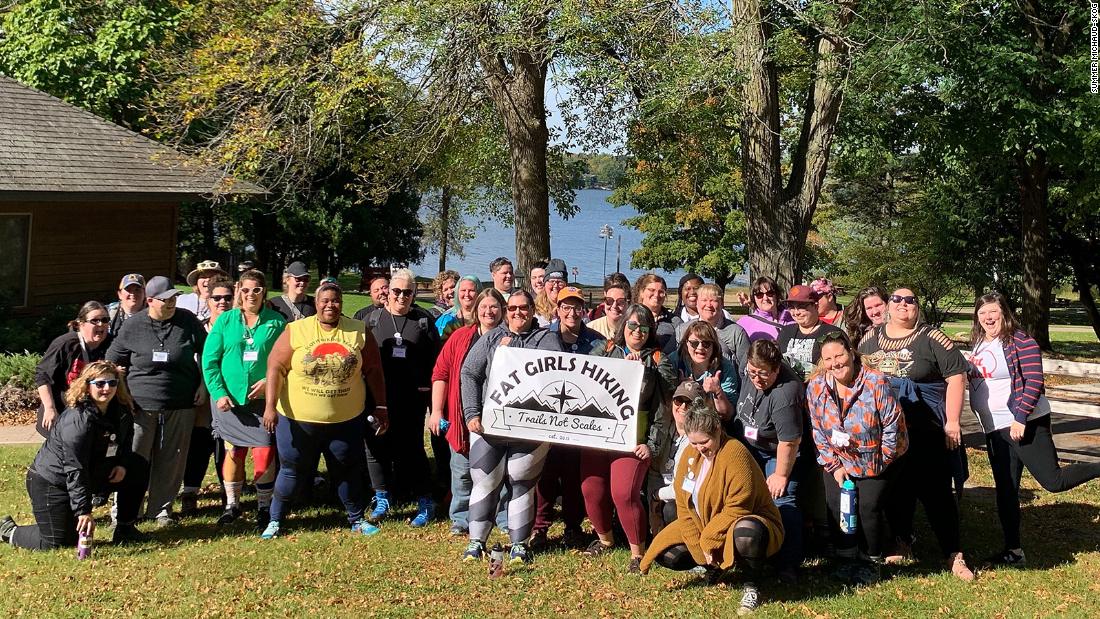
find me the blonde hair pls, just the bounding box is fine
[534,288,554,321]
[697,283,723,300]
[391,268,417,288]
[64,361,133,411]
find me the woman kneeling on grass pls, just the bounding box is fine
[966,292,1100,568]
[2,362,150,549]
[639,403,783,616]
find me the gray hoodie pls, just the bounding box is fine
[460,323,563,421]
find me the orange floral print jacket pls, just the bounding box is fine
[805,366,908,477]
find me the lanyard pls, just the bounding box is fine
[389,311,408,346]
[77,333,90,363]
[151,318,174,350]
[241,310,258,346]
[282,295,304,320]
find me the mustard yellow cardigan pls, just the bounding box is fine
[640,435,784,572]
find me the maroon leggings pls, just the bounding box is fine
[580,449,649,547]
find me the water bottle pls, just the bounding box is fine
[839,479,858,535]
[366,415,381,435]
[77,531,93,560]
[488,543,505,578]
[439,418,450,433]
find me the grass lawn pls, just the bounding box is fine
[1,445,1098,617]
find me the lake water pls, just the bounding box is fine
[412,189,691,286]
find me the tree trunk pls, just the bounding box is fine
[480,20,552,279]
[437,185,452,272]
[1017,150,1051,349]
[1064,232,1100,341]
[734,0,853,290]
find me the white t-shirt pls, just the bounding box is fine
[968,338,1049,432]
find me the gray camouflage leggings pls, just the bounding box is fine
[467,432,549,545]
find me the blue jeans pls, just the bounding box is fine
[449,446,508,531]
[748,445,804,570]
[272,415,366,525]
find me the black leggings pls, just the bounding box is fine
[654,517,769,571]
[183,426,224,492]
[986,414,1100,549]
[364,391,431,499]
[887,418,961,556]
[822,465,897,559]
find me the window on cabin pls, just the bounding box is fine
[0,214,30,307]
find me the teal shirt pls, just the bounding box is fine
[201,307,286,406]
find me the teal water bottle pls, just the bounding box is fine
[840,479,858,535]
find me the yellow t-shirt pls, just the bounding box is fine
[277,316,366,423]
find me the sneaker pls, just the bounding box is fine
[409,497,435,528]
[111,523,150,545]
[884,537,914,565]
[91,493,108,508]
[449,525,469,537]
[849,561,881,587]
[987,549,1026,568]
[179,493,198,515]
[352,518,381,536]
[217,506,241,526]
[0,515,15,542]
[628,557,642,574]
[260,520,280,540]
[256,508,271,531]
[528,529,549,552]
[737,582,760,615]
[367,491,391,523]
[463,539,486,562]
[949,552,976,582]
[509,542,530,565]
[582,539,614,557]
[155,513,178,529]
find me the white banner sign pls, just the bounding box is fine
[482,347,644,452]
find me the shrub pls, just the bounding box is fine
[0,351,40,391]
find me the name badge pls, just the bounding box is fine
[680,477,696,493]
[392,345,407,359]
[152,351,169,363]
[744,426,759,441]
[243,350,259,362]
[831,430,851,447]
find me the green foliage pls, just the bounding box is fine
[564,153,627,189]
[0,352,41,390]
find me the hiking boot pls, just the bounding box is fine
[179,493,198,516]
[528,529,549,552]
[0,515,15,543]
[463,539,486,562]
[987,549,1026,568]
[352,518,381,536]
[155,513,178,529]
[949,552,976,582]
[256,508,271,531]
[737,581,760,615]
[409,497,434,528]
[217,506,241,526]
[562,526,587,549]
[509,542,530,565]
[111,523,149,545]
[367,491,390,523]
[260,520,280,540]
[628,557,642,574]
[583,539,614,557]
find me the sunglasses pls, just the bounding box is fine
[85,317,110,326]
[211,294,234,302]
[625,320,651,335]
[604,298,629,308]
[753,290,777,299]
[889,294,918,305]
[391,288,415,298]
[506,304,531,313]
[686,339,713,350]
[239,287,264,295]
[88,379,119,388]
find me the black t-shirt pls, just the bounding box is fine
[858,324,967,383]
[353,303,384,323]
[269,295,316,322]
[777,321,842,380]
[734,363,804,454]
[370,308,440,397]
[105,308,206,411]
[34,331,110,436]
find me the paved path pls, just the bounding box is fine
[0,424,42,445]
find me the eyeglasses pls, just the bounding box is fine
[506,304,531,313]
[391,288,415,298]
[290,276,310,283]
[239,287,264,295]
[625,320,651,335]
[746,368,774,380]
[789,302,814,310]
[889,295,918,305]
[686,339,713,350]
[211,294,234,303]
[753,290,777,299]
[558,305,583,315]
[88,379,119,388]
[85,317,110,326]
[604,298,628,308]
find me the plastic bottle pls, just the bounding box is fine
[366,415,381,435]
[77,531,93,560]
[839,479,858,535]
[488,543,505,578]
[439,418,450,433]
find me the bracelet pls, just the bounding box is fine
[375,405,387,410]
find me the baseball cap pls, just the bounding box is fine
[810,277,836,297]
[556,286,585,305]
[145,276,181,301]
[119,273,145,290]
[785,285,819,304]
[284,261,309,278]
[673,381,705,402]
[544,258,568,281]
